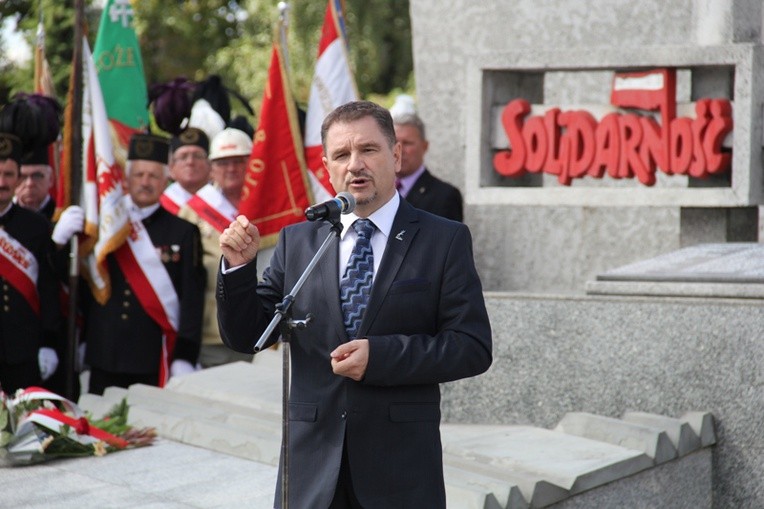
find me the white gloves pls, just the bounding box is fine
[52,205,84,245]
[170,359,196,378]
[38,347,59,381]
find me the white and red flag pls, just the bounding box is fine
[303,0,358,202]
[79,37,131,304]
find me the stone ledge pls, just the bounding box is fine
[554,412,678,464]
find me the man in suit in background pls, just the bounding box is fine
[393,112,463,222]
[217,101,492,508]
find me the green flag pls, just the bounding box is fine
[93,0,149,130]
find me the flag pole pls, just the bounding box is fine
[65,0,85,400]
[275,6,292,508]
[277,2,291,74]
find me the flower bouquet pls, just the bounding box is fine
[0,387,156,466]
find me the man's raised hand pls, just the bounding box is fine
[219,215,260,267]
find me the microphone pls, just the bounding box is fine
[304,192,356,222]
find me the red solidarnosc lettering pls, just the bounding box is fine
[493,97,733,186]
[703,99,733,175]
[493,99,530,177]
[556,110,596,185]
[590,113,620,179]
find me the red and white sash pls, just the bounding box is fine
[0,228,40,315]
[159,182,192,216]
[113,209,180,387]
[186,183,236,233]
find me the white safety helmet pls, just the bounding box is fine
[209,128,253,161]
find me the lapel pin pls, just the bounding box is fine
[395,230,406,241]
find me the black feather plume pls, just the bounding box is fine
[0,93,62,153]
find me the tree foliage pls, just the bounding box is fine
[0,0,101,102]
[0,0,413,113]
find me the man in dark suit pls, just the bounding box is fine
[217,101,492,508]
[393,112,463,222]
[0,132,60,393]
[69,134,206,395]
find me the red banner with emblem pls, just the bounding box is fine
[237,43,312,248]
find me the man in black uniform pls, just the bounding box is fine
[59,134,206,395]
[0,132,60,393]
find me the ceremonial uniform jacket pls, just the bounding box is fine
[403,168,463,222]
[0,204,59,364]
[178,186,235,347]
[83,207,206,375]
[217,199,492,508]
[38,197,56,222]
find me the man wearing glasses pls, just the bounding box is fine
[179,127,254,367]
[160,127,211,215]
[15,148,57,221]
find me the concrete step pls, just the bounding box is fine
[554,412,678,464]
[442,424,653,505]
[76,363,716,509]
[681,411,716,447]
[444,452,567,508]
[622,411,702,456]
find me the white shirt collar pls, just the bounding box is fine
[340,192,400,240]
[124,195,161,220]
[11,194,51,212]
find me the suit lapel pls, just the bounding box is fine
[361,201,420,336]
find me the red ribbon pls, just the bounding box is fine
[32,408,128,449]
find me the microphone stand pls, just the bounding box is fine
[253,215,344,509]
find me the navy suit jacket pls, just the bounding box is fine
[217,199,492,509]
[403,168,463,222]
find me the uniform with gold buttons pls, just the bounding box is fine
[81,205,205,393]
[81,133,206,395]
[0,204,60,392]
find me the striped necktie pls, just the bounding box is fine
[340,219,375,339]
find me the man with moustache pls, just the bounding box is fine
[0,132,60,393]
[216,101,492,508]
[64,133,206,394]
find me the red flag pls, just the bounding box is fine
[303,0,358,203]
[238,43,313,248]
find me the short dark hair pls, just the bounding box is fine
[321,101,396,151]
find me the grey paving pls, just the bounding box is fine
[0,439,277,508]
